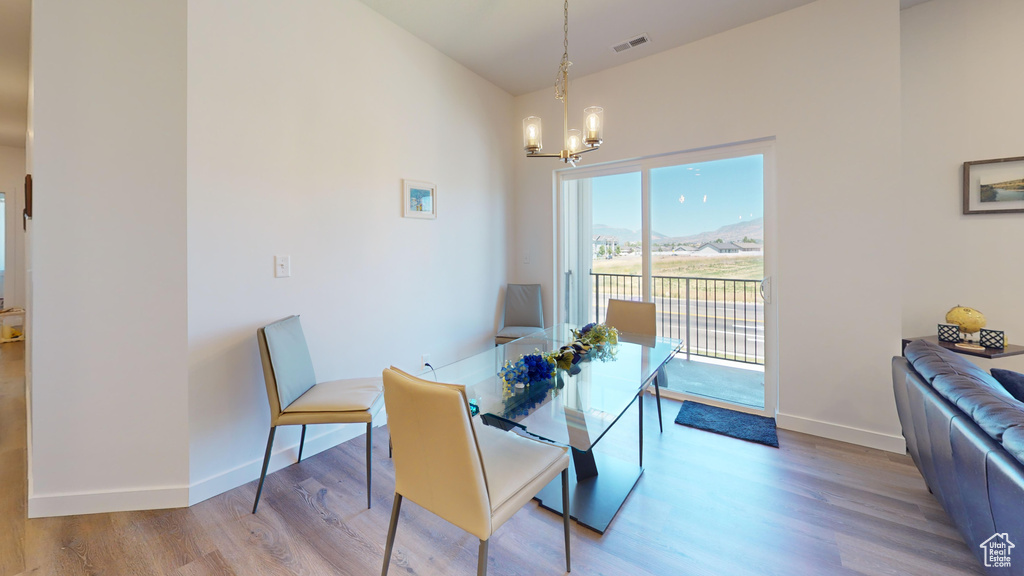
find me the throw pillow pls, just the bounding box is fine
[992,369,1024,402]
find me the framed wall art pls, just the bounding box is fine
[963,156,1024,215]
[402,179,436,219]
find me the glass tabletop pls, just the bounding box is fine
[424,324,682,452]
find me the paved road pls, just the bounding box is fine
[593,299,765,363]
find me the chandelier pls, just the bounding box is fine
[522,0,603,166]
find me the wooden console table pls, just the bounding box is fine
[902,335,1024,359]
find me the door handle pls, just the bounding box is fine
[760,277,771,304]
[565,270,573,320]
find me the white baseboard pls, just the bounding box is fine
[28,420,386,517]
[776,412,907,454]
[188,421,379,506]
[28,485,188,518]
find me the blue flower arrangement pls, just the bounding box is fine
[498,323,619,399]
[504,378,557,418]
[499,353,555,396]
[572,322,618,348]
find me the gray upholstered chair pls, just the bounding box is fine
[253,315,384,513]
[604,299,666,456]
[380,367,571,576]
[495,283,544,346]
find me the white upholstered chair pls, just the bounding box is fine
[380,367,571,576]
[253,315,384,513]
[604,299,666,462]
[495,284,545,346]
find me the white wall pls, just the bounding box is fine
[25,0,512,517]
[901,0,1024,375]
[513,0,905,450]
[185,0,514,500]
[33,0,1016,516]
[29,0,189,516]
[0,145,26,306]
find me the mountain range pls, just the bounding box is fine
[593,216,764,245]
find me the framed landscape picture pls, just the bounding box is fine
[403,179,436,219]
[963,156,1024,214]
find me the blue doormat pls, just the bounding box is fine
[674,401,779,448]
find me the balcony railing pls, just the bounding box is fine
[592,272,764,365]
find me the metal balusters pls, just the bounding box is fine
[588,273,763,365]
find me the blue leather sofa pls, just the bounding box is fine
[893,339,1024,574]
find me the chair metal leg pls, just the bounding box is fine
[654,377,664,433]
[366,422,373,509]
[252,426,277,514]
[381,494,403,576]
[562,469,571,572]
[638,392,644,468]
[297,424,307,462]
[477,539,489,576]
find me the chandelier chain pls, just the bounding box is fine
[523,0,599,165]
[555,0,570,102]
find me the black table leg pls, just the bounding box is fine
[572,446,598,480]
[534,449,642,534]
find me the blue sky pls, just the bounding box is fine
[591,154,764,237]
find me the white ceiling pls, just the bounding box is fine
[0,0,30,149]
[356,0,821,96]
[356,0,935,97]
[0,0,934,150]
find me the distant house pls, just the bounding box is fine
[593,235,619,258]
[733,242,763,253]
[695,242,740,255]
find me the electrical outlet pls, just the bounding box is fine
[274,255,291,278]
[421,354,430,370]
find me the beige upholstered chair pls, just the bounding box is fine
[381,367,571,576]
[604,299,666,447]
[495,284,545,346]
[253,315,384,513]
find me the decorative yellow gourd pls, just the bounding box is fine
[946,305,987,336]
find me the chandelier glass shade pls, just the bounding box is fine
[522,0,603,166]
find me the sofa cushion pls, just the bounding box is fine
[992,368,1024,403]
[950,418,998,559]
[933,373,1024,443]
[905,339,1013,399]
[1001,426,1024,466]
[987,450,1024,552]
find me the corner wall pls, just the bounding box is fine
[29,0,189,516]
[186,0,514,500]
[901,0,1024,375]
[512,0,905,450]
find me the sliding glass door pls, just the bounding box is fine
[556,141,776,416]
[559,167,642,326]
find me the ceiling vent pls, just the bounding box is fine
[612,34,651,54]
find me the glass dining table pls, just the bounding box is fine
[424,324,683,533]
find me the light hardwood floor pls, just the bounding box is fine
[1,342,984,575]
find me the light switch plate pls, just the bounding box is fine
[274,255,291,278]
